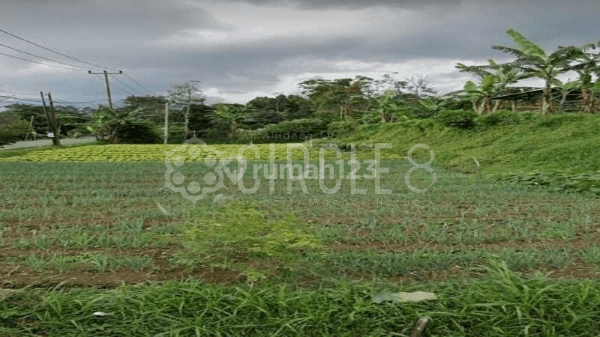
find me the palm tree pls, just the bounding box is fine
[462,75,500,114]
[560,43,600,113]
[491,28,574,114]
[457,58,527,113]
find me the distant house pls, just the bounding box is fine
[444,87,596,112]
[490,87,594,112]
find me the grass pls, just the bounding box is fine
[1,263,600,336]
[1,117,600,335]
[327,112,600,193]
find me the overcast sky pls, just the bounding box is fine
[0,0,597,108]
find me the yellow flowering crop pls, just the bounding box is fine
[0,143,402,162]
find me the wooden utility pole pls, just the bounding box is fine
[47,93,61,146]
[89,70,122,110]
[164,102,169,144]
[40,92,60,146]
[24,115,34,141]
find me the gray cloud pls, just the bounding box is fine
[0,0,597,107]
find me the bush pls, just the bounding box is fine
[436,110,477,129]
[0,114,29,145]
[113,122,161,144]
[262,118,328,142]
[328,118,358,136]
[477,110,536,129]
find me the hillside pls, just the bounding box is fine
[332,112,600,194]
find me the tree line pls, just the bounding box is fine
[1,28,598,146]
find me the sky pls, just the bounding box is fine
[0,0,597,109]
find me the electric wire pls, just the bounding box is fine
[111,75,145,95]
[0,51,88,71]
[0,42,88,71]
[0,27,115,71]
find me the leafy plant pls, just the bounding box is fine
[178,202,321,267]
[436,110,477,129]
[491,28,590,114]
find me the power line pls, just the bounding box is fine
[0,42,88,71]
[0,94,42,102]
[111,75,144,95]
[0,51,88,71]
[0,94,106,105]
[89,70,123,109]
[0,27,115,71]
[111,81,136,96]
[123,73,153,94]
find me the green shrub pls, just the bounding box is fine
[262,118,328,142]
[0,114,29,145]
[477,110,537,129]
[328,118,358,136]
[114,121,161,144]
[436,110,477,129]
[178,202,320,266]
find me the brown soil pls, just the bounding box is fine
[327,237,600,252]
[0,245,181,258]
[0,260,246,289]
[348,260,599,284]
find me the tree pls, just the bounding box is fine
[212,104,256,140]
[298,76,370,120]
[561,43,600,113]
[457,59,528,113]
[53,105,92,136]
[122,95,168,124]
[168,81,205,139]
[491,28,574,114]
[404,75,437,97]
[555,79,582,111]
[0,113,29,145]
[369,72,408,98]
[86,107,146,143]
[4,104,50,135]
[463,75,501,114]
[367,90,409,123]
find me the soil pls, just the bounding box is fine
[326,237,600,252]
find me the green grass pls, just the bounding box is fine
[331,112,600,174]
[1,263,600,336]
[1,126,600,335]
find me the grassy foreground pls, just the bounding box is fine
[2,263,600,336]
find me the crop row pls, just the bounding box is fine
[0,144,401,162]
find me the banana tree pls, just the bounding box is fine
[212,104,256,140]
[462,75,500,114]
[457,58,527,112]
[491,28,577,114]
[555,79,581,111]
[560,43,600,113]
[86,107,145,143]
[369,90,409,123]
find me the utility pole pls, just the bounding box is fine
[40,92,60,146]
[24,115,34,141]
[164,101,169,144]
[89,70,122,110]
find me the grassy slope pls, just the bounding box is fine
[337,113,600,176]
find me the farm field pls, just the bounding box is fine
[1,144,600,335]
